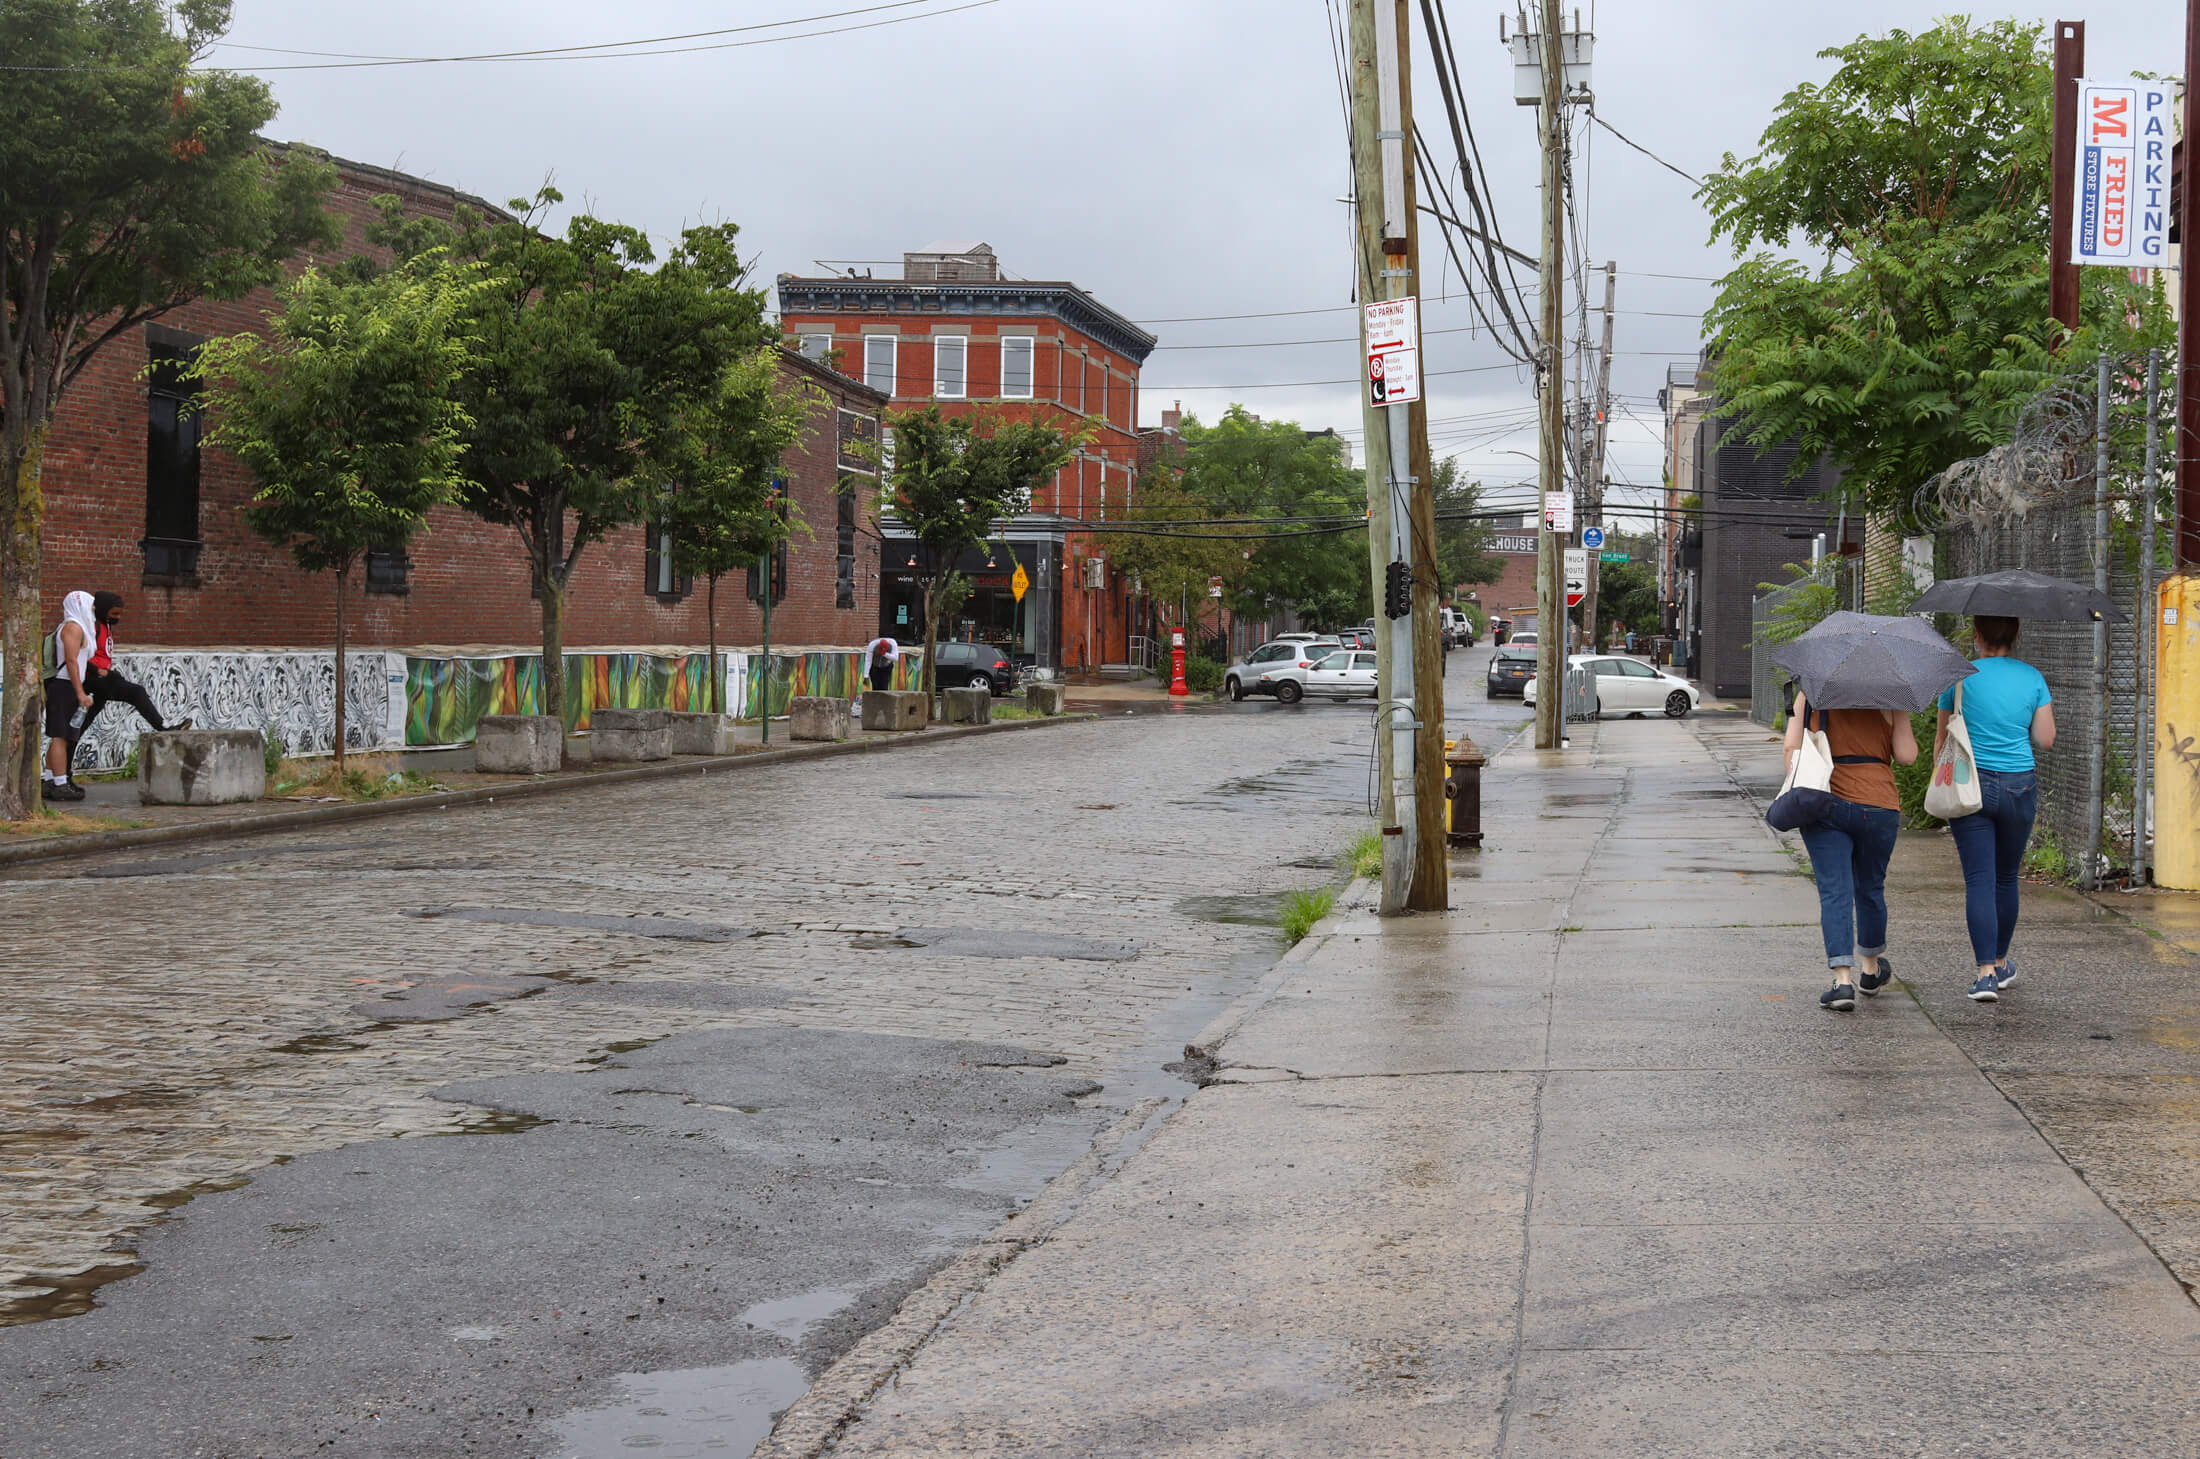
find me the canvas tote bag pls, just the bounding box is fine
[1765,707,1840,831]
[1924,681,1984,821]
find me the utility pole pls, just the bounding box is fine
[1532,0,1566,750]
[2049,21,2085,334]
[1582,260,1615,649]
[1394,0,1447,911]
[1347,0,1425,912]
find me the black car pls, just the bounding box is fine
[1486,642,1536,699]
[931,641,1017,695]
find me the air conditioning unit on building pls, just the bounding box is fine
[1083,556,1106,589]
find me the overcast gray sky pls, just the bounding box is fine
[219,0,2185,517]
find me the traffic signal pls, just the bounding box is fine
[1383,559,1412,620]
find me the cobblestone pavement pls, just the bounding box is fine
[0,690,1465,1318]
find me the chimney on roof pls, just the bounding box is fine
[904,242,999,282]
[1161,402,1181,431]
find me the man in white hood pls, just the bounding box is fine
[40,591,96,801]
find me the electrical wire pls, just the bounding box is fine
[1588,107,1702,187]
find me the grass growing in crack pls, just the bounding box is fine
[1342,830,1383,881]
[1279,887,1337,945]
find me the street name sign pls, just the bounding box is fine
[1364,297,1422,406]
[1564,548,1587,609]
[1544,492,1574,533]
[1600,551,1630,563]
[2071,77,2172,267]
[1581,526,1605,550]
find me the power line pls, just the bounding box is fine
[8,0,998,71]
[1588,106,1702,188]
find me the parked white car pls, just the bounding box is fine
[1270,648,1378,703]
[1223,639,1343,701]
[1524,654,1699,719]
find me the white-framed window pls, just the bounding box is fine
[933,335,966,398]
[1000,336,1035,399]
[799,333,832,364]
[863,334,897,395]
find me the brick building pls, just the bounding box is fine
[776,243,1158,675]
[40,153,888,657]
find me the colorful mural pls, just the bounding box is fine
[402,648,918,747]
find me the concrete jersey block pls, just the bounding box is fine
[137,729,266,806]
[591,708,673,763]
[861,690,928,732]
[943,686,993,725]
[664,711,738,756]
[790,696,852,742]
[1027,683,1068,716]
[475,714,564,775]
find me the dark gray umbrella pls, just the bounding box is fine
[1913,568,2129,622]
[1768,611,1977,712]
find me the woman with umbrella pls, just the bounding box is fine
[1913,572,2101,1004]
[1772,614,1972,1012]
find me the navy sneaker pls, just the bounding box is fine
[1966,972,2001,1003]
[1994,957,2016,991]
[1820,981,1858,1012]
[1859,957,1894,996]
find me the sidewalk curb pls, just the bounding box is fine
[752,1095,1172,1459]
[1182,877,1374,1063]
[0,712,1100,870]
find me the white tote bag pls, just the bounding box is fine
[1925,682,1984,820]
[1783,709,1835,795]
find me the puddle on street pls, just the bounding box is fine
[68,1087,193,1113]
[0,1262,148,1327]
[738,1288,855,1343]
[1174,894,1282,927]
[411,906,755,943]
[548,1356,808,1459]
[882,790,988,800]
[272,1032,373,1055]
[852,927,1138,961]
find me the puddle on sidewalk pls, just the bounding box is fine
[548,1356,808,1459]
[738,1288,856,1343]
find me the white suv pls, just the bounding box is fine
[1223,639,1342,702]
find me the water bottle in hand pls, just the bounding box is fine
[68,704,87,732]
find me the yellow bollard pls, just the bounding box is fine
[2155,574,2200,890]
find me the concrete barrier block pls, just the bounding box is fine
[665,711,738,756]
[591,708,673,763]
[1027,683,1068,716]
[943,686,993,725]
[790,696,852,742]
[861,690,928,732]
[137,729,266,805]
[475,714,565,774]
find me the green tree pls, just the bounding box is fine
[1177,409,1369,628]
[196,260,479,770]
[1698,18,2066,519]
[379,188,768,721]
[1596,560,1661,645]
[1432,459,1503,591]
[655,347,817,713]
[0,0,335,817]
[888,407,1076,696]
[1095,460,1245,629]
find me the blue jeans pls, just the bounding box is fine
[1799,801,1902,970]
[1945,768,2037,967]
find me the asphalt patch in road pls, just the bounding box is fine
[856,927,1140,961]
[0,1027,1108,1459]
[410,906,756,942]
[546,981,795,1014]
[351,975,553,1024]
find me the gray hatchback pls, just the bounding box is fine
[1224,640,1342,701]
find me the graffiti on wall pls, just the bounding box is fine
[69,652,401,771]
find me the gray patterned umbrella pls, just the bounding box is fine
[1913,568,2129,622]
[1768,611,1977,713]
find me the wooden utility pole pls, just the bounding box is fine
[1582,260,1616,648]
[1532,0,1566,749]
[1395,0,1447,910]
[2049,21,2086,334]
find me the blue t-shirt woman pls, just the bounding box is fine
[1933,615,2056,1003]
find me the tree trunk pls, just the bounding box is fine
[540,570,566,726]
[707,574,721,714]
[921,578,941,700]
[2,426,49,820]
[332,559,350,775]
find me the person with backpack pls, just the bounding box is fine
[77,591,189,744]
[1933,614,2055,1004]
[40,591,97,801]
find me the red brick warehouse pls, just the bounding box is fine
[776,243,1158,675]
[38,152,889,657]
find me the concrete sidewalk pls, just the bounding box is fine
[771,713,2200,1456]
